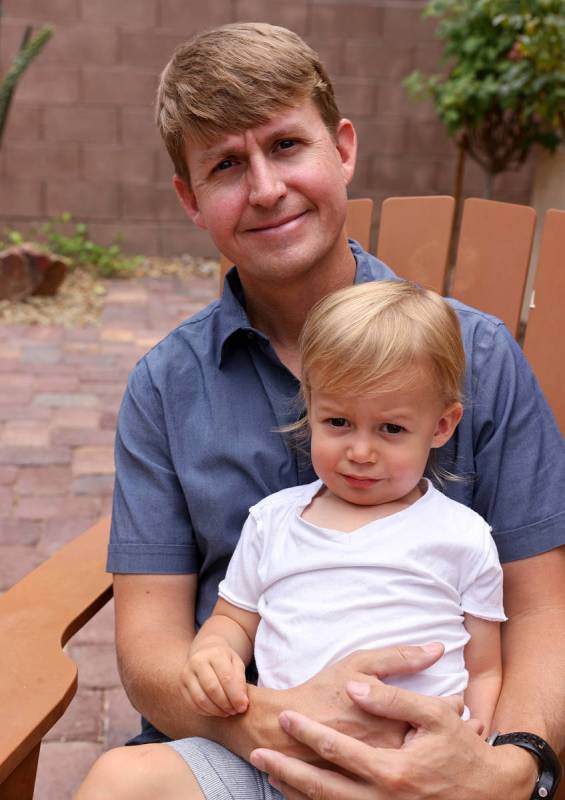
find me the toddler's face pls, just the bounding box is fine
[308,374,461,508]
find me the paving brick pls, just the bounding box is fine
[15,494,66,520]
[0,485,13,517]
[0,466,17,485]
[0,446,71,466]
[39,515,102,556]
[53,428,116,447]
[0,405,52,422]
[80,0,159,27]
[83,67,158,106]
[0,373,35,390]
[34,392,99,408]
[72,599,115,645]
[73,446,115,476]
[35,741,104,800]
[100,411,118,430]
[105,687,141,749]
[0,518,43,545]
[3,0,79,23]
[0,544,42,590]
[72,474,115,495]
[1,420,51,447]
[311,3,383,38]
[235,0,309,35]
[46,687,103,742]
[16,466,73,496]
[67,642,122,689]
[34,375,81,392]
[0,178,43,217]
[44,106,118,144]
[159,0,232,32]
[40,24,118,66]
[45,180,119,220]
[51,408,101,428]
[21,345,62,365]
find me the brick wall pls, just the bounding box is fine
[0,0,533,258]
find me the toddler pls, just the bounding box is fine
[171,280,506,798]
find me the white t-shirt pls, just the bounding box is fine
[218,479,506,699]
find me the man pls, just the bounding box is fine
[76,22,565,800]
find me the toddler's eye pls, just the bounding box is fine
[278,139,296,150]
[382,423,404,435]
[328,418,348,428]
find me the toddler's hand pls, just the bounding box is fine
[184,642,249,717]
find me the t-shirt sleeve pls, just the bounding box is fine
[463,315,565,562]
[459,518,506,622]
[218,509,263,612]
[107,358,200,574]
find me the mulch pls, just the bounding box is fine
[0,255,219,326]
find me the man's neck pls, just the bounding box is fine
[240,239,357,375]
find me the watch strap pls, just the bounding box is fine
[487,731,563,799]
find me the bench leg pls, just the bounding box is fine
[0,745,40,799]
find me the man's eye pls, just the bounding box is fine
[328,418,348,428]
[215,158,234,172]
[278,139,296,151]
[382,423,404,435]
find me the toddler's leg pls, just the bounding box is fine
[74,743,204,799]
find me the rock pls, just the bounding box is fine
[0,246,43,301]
[0,245,68,301]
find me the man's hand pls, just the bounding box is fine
[183,639,249,717]
[250,681,538,800]
[240,643,445,762]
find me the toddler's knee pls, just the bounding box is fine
[76,744,181,799]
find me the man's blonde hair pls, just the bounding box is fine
[156,22,341,186]
[300,281,465,412]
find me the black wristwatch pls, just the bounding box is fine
[486,731,563,799]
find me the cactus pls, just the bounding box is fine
[0,18,53,148]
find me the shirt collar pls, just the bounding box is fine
[216,240,395,366]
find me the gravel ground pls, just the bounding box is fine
[0,255,219,326]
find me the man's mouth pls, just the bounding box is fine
[246,210,308,233]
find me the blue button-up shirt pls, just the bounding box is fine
[109,241,565,628]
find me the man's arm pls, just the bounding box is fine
[495,545,565,748]
[114,573,443,759]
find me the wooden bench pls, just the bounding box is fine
[1,196,564,798]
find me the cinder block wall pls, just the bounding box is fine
[0,0,533,258]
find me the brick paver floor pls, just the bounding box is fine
[0,270,217,798]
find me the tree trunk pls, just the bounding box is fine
[484,171,494,199]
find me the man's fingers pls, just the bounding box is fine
[273,710,382,781]
[251,746,374,800]
[346,679,457,732]
[351,643,444,680]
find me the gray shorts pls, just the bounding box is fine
[166,737,285,800]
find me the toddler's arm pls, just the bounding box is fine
[463,613,502,733]
[184,597,260,718]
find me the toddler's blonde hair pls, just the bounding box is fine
[300,280,465,415]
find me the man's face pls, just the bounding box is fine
[174,99,357,287]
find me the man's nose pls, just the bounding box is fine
[247,154,286,207]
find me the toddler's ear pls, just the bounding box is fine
[431,402,463,448]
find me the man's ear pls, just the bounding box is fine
[335,118,357,187]
[173,174,208,230]
[431,402,464,449]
